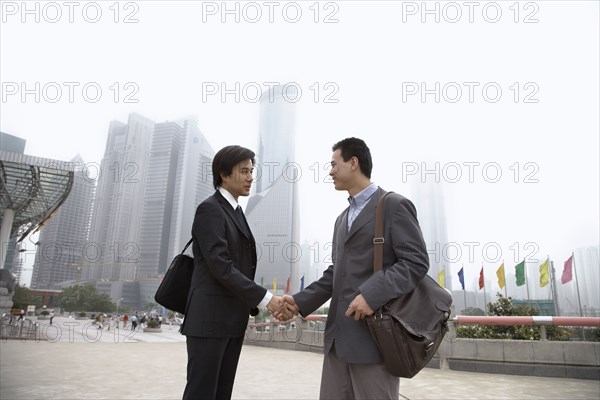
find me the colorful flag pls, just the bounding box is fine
[285,276,291,294]
[458,267,465,290]
[496,263,505,289]
[561,255,573,284]
[479,267,484,290]
[437,270,445,288]
[273,278,277,292]
[300,275,305,291]
[515,260,526,286]
[539,258,549,287]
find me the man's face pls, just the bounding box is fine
[221,159,254,200]
[329,149,354,191]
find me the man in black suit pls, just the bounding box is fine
[180,145,289,400]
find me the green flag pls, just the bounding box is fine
[515,261,526,286]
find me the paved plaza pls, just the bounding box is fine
[1,317,599,399]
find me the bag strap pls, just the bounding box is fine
[181,238,193,254]
[373,191,391,273]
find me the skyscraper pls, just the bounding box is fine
[136,118,215,307]
[31,155,95,289]
[246,85,301,294]
[137,121,186,280]
[167,118,215,263]
[82,113,155,282]
[411,179,453,291]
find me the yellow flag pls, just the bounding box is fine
[437,270,445,288]
[496,263,505,289]
[273,278,277,292]
[539,258,549,288]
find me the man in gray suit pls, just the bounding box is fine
[282,137,429,399]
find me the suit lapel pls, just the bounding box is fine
[215,191,250,239]
[345,188,384,243]
[338,208,349,243]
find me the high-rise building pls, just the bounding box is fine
[167,118,215,263]
[411,180,453,291]
[135,118,215,308]
[247,86,301,294]
[82,113,155,282]
[137,121,186,280]
[31,155,95,289]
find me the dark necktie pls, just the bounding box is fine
[235,206,250,237]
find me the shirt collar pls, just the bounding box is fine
[218,187,238,210]
[348,182,378,207]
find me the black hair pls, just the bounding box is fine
[212,145,256,189]
[332,137,373,178]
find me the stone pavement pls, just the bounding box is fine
[1,317,599,400]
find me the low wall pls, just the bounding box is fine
[244,321,600,380]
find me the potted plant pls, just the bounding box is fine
[143,319,162,333]
[38,310,50,320]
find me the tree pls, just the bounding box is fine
[461,307,485,316]
[58,284,116,313]
[12,284,37,310]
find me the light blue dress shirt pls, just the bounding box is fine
[347,182,378,231]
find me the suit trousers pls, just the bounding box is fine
[319,343,399,400]
[182,336,244,400]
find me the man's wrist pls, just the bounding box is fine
[258,291,274,309]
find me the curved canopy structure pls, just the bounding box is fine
[0,150,74,251]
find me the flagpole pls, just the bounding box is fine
[524,261,531,301]
[482,265,488,315]
[462,264,467,313]
[503,259,508,298]
[549,258,559,316]
[572,252,584,317]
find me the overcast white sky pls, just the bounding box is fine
[1,1,598,293]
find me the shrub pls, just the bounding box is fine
[147,320,160,328]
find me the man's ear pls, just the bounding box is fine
[350,156,359,171]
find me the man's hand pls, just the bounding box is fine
[267,296,295,321]
[274,295,300,322]
[345,294,374,320]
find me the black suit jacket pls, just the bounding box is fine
[180,190,266,338]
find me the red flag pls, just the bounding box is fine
[561,255,573,284]
[479,267,484,289]
[285,276,291,293]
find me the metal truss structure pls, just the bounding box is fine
[0,151,74,243]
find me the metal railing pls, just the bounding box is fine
[1,316,40,340]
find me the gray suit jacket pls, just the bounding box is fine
[294,187,429,363]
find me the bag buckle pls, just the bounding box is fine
[373,237,384,245]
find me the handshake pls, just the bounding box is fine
[266,295,299,322]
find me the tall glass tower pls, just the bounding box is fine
[82,113,155,282]
[247,85,301,294]
[31,155,95,289]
